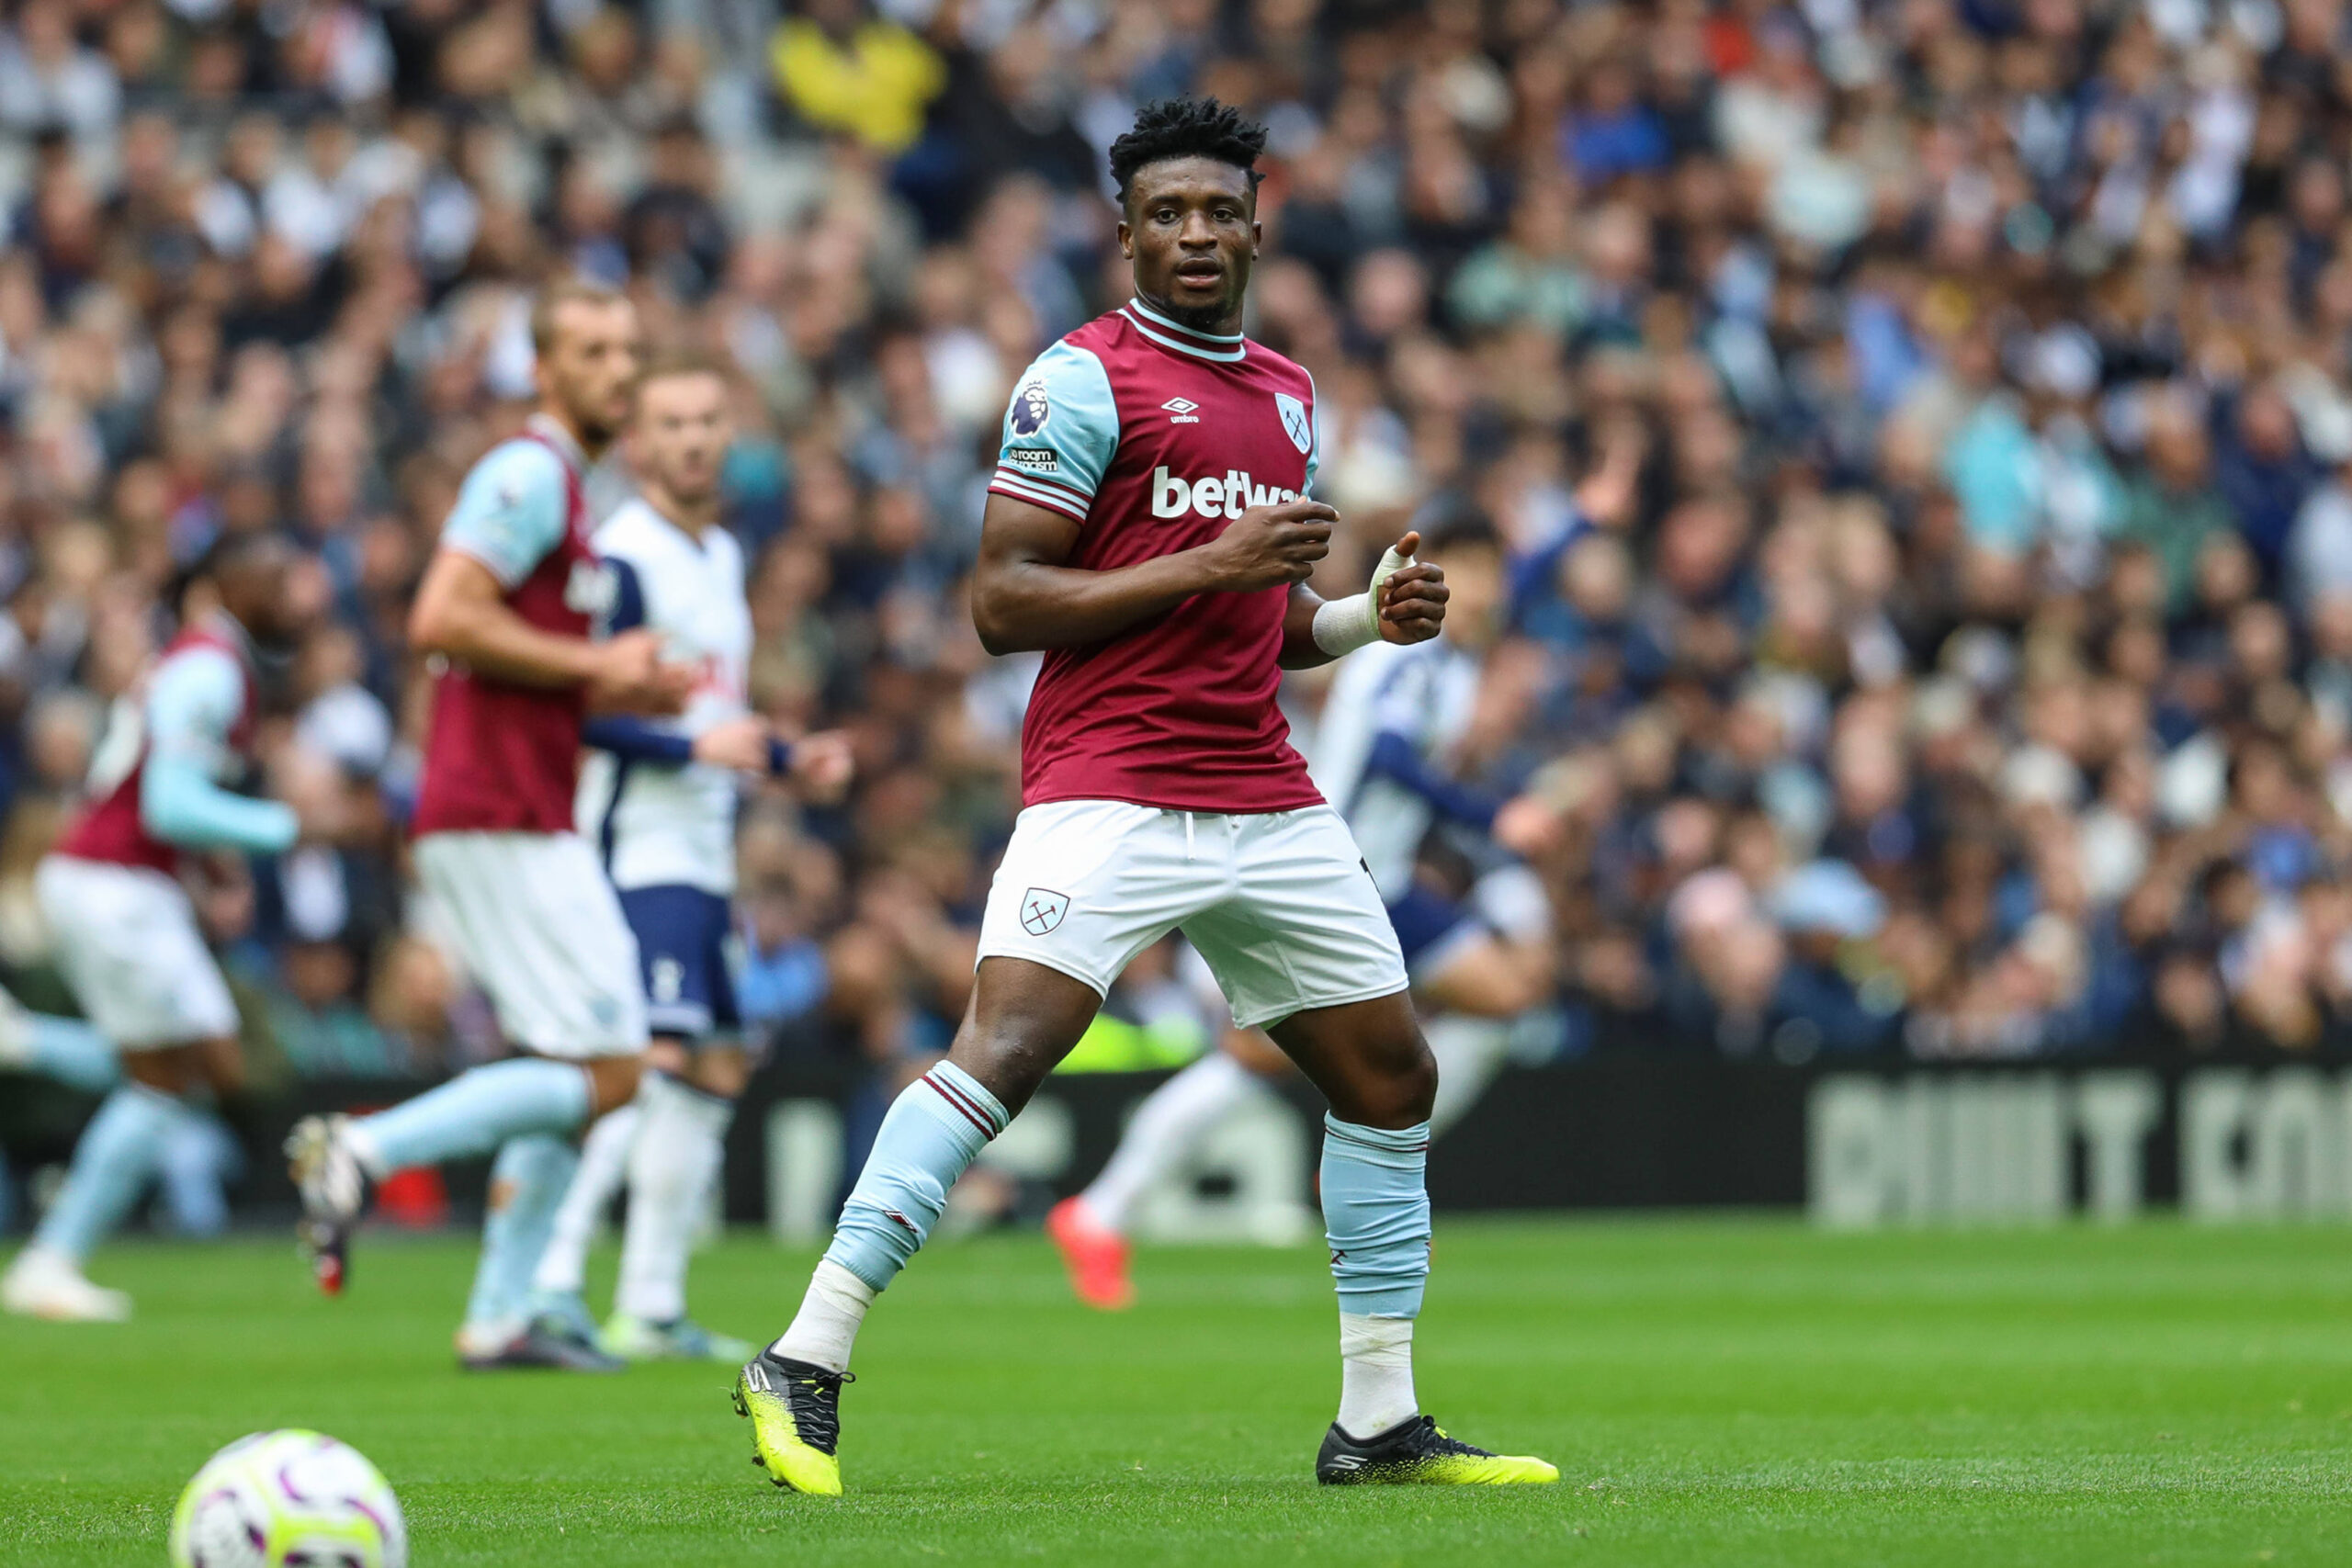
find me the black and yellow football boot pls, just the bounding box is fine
[1315,1414,1560,1485]
[732,1351,853,1495]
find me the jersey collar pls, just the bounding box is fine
[196,607,257,666]
[1123,298,1247,363]
[643,492,720,549]
[524,412,589,478]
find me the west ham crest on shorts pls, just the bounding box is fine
[1274,392,1312,455]
[1019,887,1069,936]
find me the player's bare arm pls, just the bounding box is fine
[689,716,856,806]
[970,490,1337,654]
[784,730,855,799]
[410,549,688,714]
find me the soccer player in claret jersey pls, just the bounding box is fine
[733,97,1559,1494]
[525,355,853,1364]
[288,283,694,1371]
[2,534,326,1322]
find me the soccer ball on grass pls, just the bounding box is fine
[169,1429,405,1568]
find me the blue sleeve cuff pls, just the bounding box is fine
[600,557,648,637]
[1363,729,1503,833]
[581,716,695,765]
[1507,507,1591,628]
[139,754,300,854]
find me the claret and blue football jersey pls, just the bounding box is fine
[986,298,1329,815]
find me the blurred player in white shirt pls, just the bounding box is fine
[1046,515,1561,1309]
[527,354,851,1362]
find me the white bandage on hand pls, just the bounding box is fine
[1310,543,1414,658]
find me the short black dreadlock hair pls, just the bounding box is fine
[1106,97,1269,206]
[1419,502,1501,557]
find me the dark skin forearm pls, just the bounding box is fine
[1279,584,1334,669]
[972,493,1448,660]
[972,491,1336,656]
[973,527,1225,654]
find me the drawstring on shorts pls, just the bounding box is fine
[1183,811,1196,861]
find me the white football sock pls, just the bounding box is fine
[1337,1311,1418,1438]
[615,1073,732,1324]
[1080,1050,1261,1233]
[771,1258,876,1373]
[529,1101,639,1300]
[1425,1015,1515,1141]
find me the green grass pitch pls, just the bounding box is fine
[2,1217,2347,1565]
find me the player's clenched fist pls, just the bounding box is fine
[587,627,695,715]
[1375,530,1447,646]
[786,729,855,802]
[1200,498,1338,591]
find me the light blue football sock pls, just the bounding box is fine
[1320,1114,1432,1319]
[23,1015,119,1095]
[350,1058,591,1173]
[821,1062,1006,1292]
[32,1082,187,1262]
[155,1111,237,1237]
[463,1134,580,1335]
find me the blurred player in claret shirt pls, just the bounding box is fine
[288,283,694,1371]
[731,97,1558,1495]
[524,355,852,1365]
[4,533,328,1322]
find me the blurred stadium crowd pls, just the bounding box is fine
[0,0,2348,1116]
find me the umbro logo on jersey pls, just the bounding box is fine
[1151,466,1302,520]
[1020,887,1069,936]
[1161,397,1200,424]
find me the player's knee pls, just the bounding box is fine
[1340,1041,1437,1130]
[122,1048,188,1097]
[202,1043,246,1099]
[1393,1043,1440,1124]
[585,1055,645,1117]
[949,1025,1052,1117]
[693,1047,751,1100]
[956,960,1103,1114]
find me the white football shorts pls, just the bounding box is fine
[413,830,647,1057]
[36,853,238,1049]
[976,799,1408,1030]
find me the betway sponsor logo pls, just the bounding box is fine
[1150,467,1301,520]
